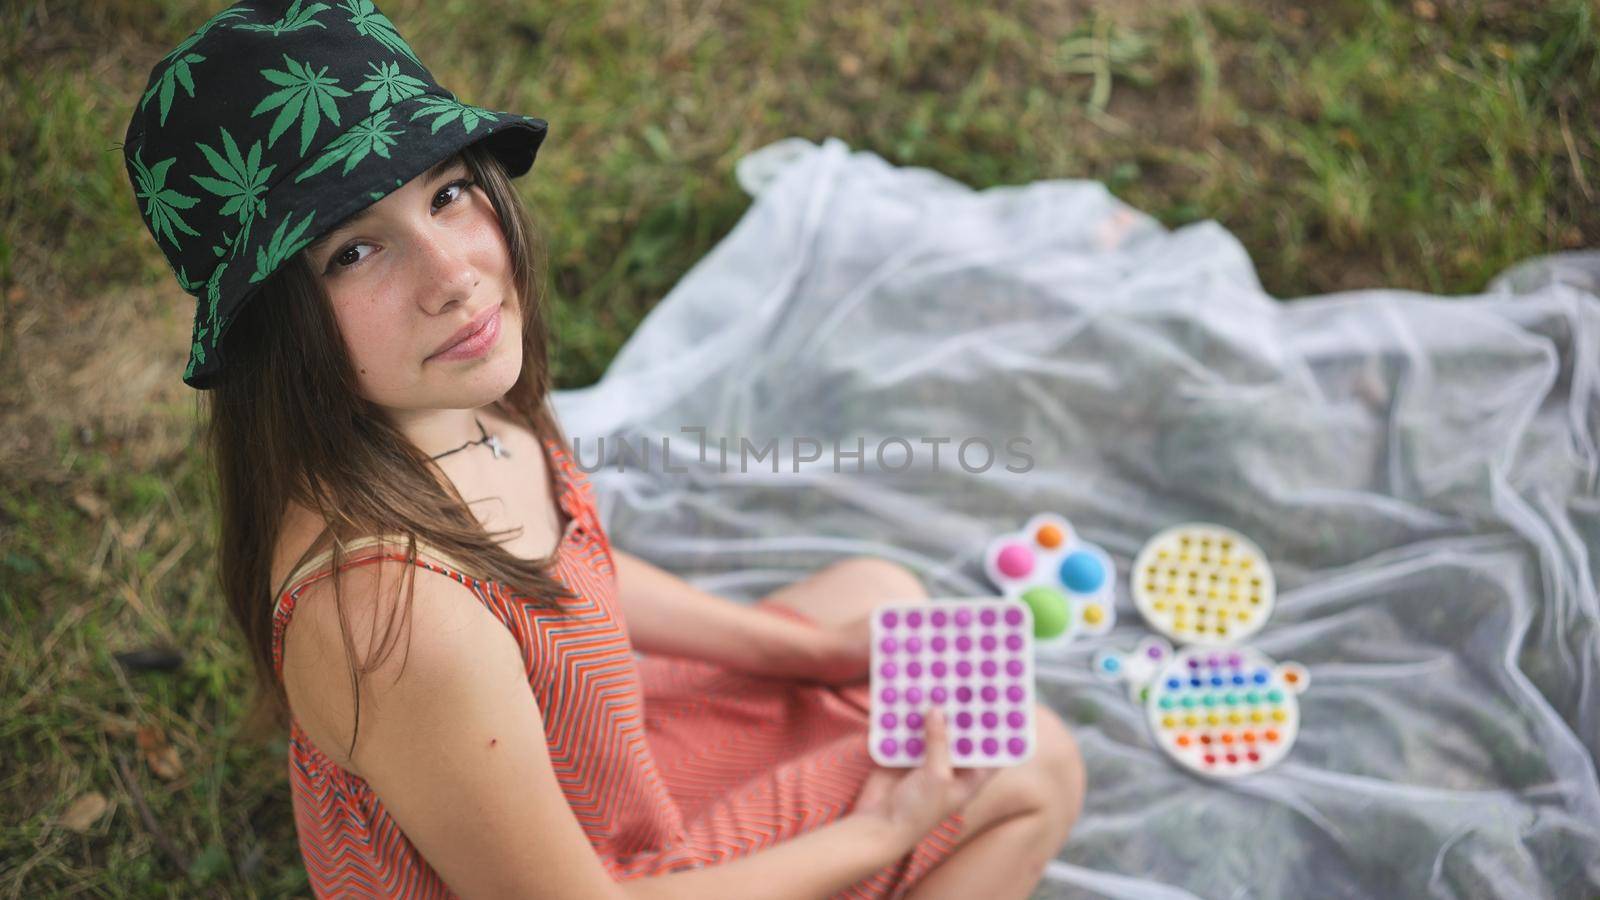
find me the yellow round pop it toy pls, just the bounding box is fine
[1130,523,1274,646]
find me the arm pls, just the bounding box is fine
[611,549,827,679]
[282,561,918,900]
[619,813,906,900]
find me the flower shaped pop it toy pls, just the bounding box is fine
[1095,639,1309,777]
[868,599,1037,768]
[1130,523,1275,646]
[984,513,1116,646]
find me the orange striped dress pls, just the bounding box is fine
[271,439,965,898]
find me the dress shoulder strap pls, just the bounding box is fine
[276,436,591,612]
[271,533,480,686]
[274,534,472,614]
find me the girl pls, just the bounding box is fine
[124,3,1084,897]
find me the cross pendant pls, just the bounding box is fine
[485,435,510,459]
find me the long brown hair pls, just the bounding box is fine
[203,141,577,755]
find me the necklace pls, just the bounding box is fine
[428,415,511,461]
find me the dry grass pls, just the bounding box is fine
[2,0,1595,895]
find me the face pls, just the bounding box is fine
[304,155,522,415]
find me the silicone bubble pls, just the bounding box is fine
[984,513,1116,647]
[869,598,1036,768]
[1096,641,1309,778]
[1130,523,1275,647]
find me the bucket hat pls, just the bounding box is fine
[122,0,549,389]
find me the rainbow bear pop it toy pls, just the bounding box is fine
[1095,639,1309,777]
[868,599,1036,768]
[984,513,1115,645]
[1130,523,1275,646]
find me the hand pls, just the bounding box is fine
[799,612,872,686]
[849,708,998,847]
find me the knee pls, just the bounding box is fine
[973,714,1083,872]
[830,556,929,603]
[974,704,1084,823]
[1029,705,1085,840]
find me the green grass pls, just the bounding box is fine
[2,0,1596,895]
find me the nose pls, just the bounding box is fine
[413,223,480,316]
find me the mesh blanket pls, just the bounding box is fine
[551,137,1600,899]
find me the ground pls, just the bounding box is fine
[1,0,1595,895]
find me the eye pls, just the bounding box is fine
[433,177,474,211]
[324,177,475,276]
[330,242,374,271]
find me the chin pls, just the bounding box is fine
[374,339,523,412]
[456,341,525,405]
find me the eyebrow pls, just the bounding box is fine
[305,155,466,258]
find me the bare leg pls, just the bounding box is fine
[906,809,1061,900]
[903,715,1083,900]
[759,556,932,625]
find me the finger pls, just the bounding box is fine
[921,707,952,775]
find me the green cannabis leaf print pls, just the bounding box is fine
[251,54,352,154]
[341,0,422,64]
[368,176,405,201]
[132,149,202,250]
[183,260,232,380]
[294,108,403,181]
[186,316,208,381]
[159,7,247,65]
[409,95,499,135]
[191,127,276,258]
[140,8,246,126]
[204,261,229,328]
[355,60,427,113]
[140,51,202,128]
[175,266,203,296]
[236,0,330,35]
[251,211,318,284]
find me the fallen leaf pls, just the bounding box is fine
[73,490,108,519]
[58,792,110,832]
[239,843,266,878]
[148,744,183,780]
[1413,0,1438,20]
[137,725,185,780]
[116,512,155,551]
[102,715,140,738]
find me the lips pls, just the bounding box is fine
[428,299,502,358]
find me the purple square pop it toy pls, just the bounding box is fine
[869,599,1036,768]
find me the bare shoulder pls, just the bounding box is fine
[276,530,625,897]
[278,536,523,774]
[269,499,328,598]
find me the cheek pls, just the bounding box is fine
[467,205,514,276]
[330,295,412,381]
